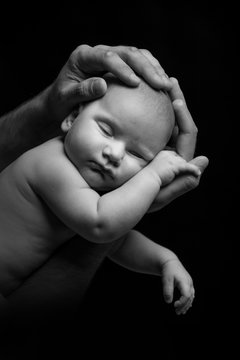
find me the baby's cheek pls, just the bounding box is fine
[123,157,145,180]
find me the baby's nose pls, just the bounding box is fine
[103,142,125,166]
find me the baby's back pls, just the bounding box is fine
[0,138,74,296]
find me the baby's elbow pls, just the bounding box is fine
[87,223,118,244]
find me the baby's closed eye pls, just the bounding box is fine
[98,121,113,137]
[128,150,143,159]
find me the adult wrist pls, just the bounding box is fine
[40,84,59,124]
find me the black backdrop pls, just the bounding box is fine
[0,3,235,359]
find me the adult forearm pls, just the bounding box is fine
[108,230,178,275]
[0,85,60,171]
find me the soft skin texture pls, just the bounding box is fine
[0,44,208,316]
[63,76,175,192]
[0,79,199,306]
[0,45,172,170]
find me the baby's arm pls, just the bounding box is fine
[34,147,200,244]
[108,230,195,315]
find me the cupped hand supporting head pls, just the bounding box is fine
[168,77,199,161]
[48,44,172,122]
[147,77,209,213]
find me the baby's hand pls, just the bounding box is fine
[161,258,195,315]
[149,150,201,187]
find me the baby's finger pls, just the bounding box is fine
[174,296,193,315]
[189,156,209,174]
[185,163,202,177]
[175,284,195,315]
[175,280,194,313]
[162,277,174,304]
[175,162,201,178]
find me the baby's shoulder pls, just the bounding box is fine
[16,137,80,186]
[34,137,78,173]
[15,137,65,168]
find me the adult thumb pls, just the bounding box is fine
[189,156,209,174]
[63,77,107,106]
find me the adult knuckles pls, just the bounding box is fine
[115,45,138,53]
[190,124,198,135]
[94,44,109,50]
[70,44,92,63]
[104,50,117,59]
[140,48,151,55]
[76,81,92,98]
[170,77,179,84]
[73,44,91,56]
[194,125,198,134]
[128,46,139,53]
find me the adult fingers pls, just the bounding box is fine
[169,77,186,102]
[189,156,209,172]
[138,49,166,75]
[173,98,198,161]
[166,124,179,149]
[121,46,172,89]
[72,44,141,85]
[73,44,171,89]
[169,77,198,161]
[60,77,108,106]
[147,156,209,213]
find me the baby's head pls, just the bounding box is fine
[61,74,175,191]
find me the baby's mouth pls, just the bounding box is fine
[90,161,114,180]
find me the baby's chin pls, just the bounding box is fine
[82,172,120,193]
[91,182,116,192]
[81,167,132,193]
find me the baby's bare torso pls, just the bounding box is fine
[0,138,74,296]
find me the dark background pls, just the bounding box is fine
[0,3,235,359]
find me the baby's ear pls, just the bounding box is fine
[61,108,79,133]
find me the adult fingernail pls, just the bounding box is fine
[161,73,169,80]
[173,99,184,106]
[130,73,141,83]
[93,79,107,96]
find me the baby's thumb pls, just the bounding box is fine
[162,277,174,304]
[63,78,107,106]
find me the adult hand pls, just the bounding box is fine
[148,156,208,213]
[47,44,172,122]
[148,78,209,213]
[169,77,198,161]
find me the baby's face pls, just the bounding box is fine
[64,84,173,191]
